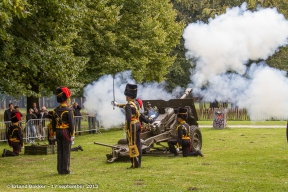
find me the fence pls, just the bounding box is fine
[0,115,100,142]
[197,108,250,121]
[197,107,287,121]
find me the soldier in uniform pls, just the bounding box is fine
[115,83,142,168]
[2,111,23,157]
[168,107,203,157]
[51,86,74,174]
[48,111,83,151]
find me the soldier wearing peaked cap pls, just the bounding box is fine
[51,86,75,174]
[116,83,142,168]
[168,107,203,157]
[2,111,23,157]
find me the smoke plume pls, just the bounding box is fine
[83,71,183,128]
[183,3,288,120]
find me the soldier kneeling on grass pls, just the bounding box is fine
[47,111,83,152]
[2,111,23,157]
[168,107,203,157]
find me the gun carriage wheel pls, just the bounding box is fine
[190,125,202,152]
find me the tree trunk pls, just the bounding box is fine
[26,84,40,113]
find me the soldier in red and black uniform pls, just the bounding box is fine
[116,84,142,168]
[51,86,74,174]
[168,107,203,157]
[2,111,23,157]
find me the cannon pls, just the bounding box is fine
[94,88,202,162]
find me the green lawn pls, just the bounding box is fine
[1,127,288,191]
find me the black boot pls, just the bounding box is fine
[5,149,18,156]
[2,149,7,157]
[196,150,204,157]
[78,145,83,151]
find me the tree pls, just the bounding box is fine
[0,0,88,111]
[76,0,184,89]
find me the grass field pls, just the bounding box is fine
[1,127,288,191]
[198,120,287,126]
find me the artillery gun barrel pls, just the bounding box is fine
[180,88,192,99]
[94,142,124,149]
[164,88,192,125]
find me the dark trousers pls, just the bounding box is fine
[128,122,142,168]
[5,142,21,156]
[88,116,96,134]
[168,139,199,157]
[182,139,191,157]
[168,138,178,155]
[74,117,81,134]
[56,129,71,174]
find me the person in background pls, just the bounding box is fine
[4,103,14,141]
[26,108,37,143]
[32,102,39,115]
[73,102,82,135]
[38,106,47,141]
[2,111,23,157]
[31,103,40,139]
[88,112,96,134]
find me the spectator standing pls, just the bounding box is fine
[26,108,37,143]
[32,102,39,114]
[4,103,14,141]
[38,106,47,140]
[31,103,40,139]
[88,112,96,134]
[73,102,82,135]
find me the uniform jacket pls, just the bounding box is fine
[52,104,74,136]
[8,124,23,146]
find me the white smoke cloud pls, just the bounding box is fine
[184,3,288,120]
[238,64,288,120]
[83,71,183,128]
[184,3,288,86]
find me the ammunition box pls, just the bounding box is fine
[25,145,57,155]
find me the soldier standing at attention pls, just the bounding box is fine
[115,83,142,168]
[2,111,23,157]
[168,107,203,157]
[52,86,74,174]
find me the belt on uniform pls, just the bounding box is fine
[56,125,69,129]
[9,138,20,142]
[182,136,190,140]
[131,119,139,124]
